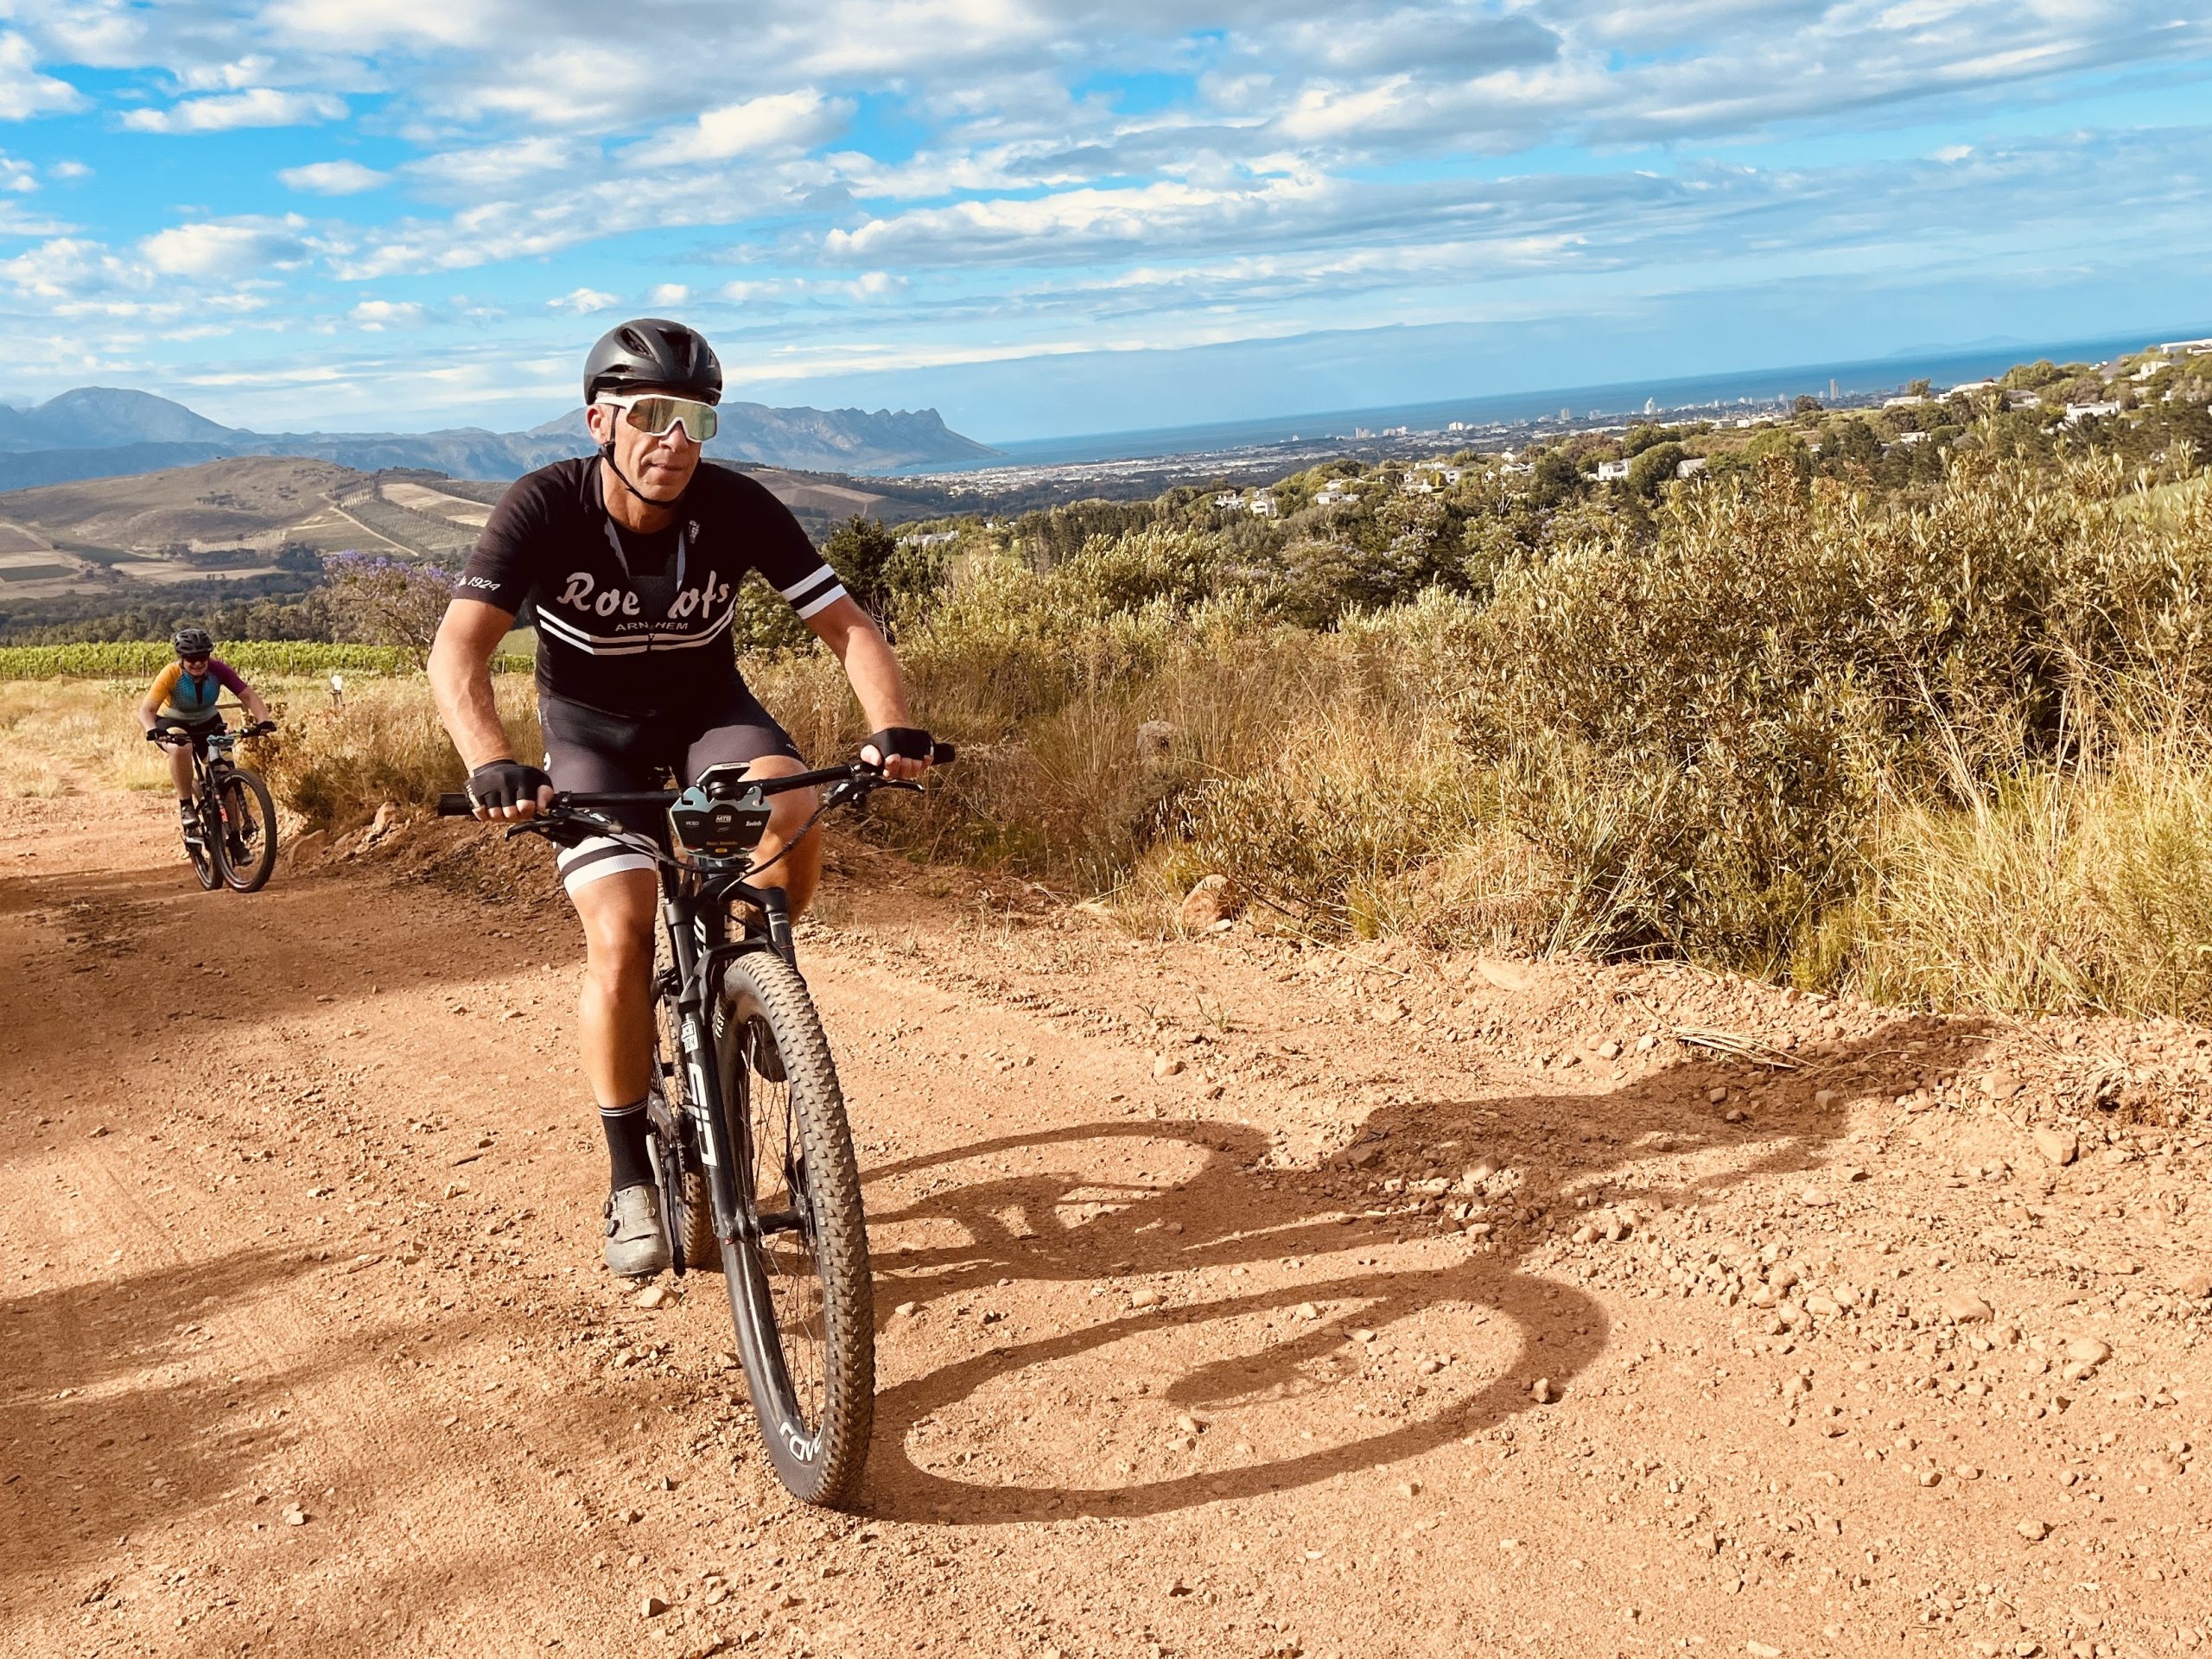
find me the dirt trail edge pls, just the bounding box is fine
[3,789,2209,1659]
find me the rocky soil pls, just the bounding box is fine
[2,788,2208,1658]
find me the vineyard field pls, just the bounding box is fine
[0,641,531,679]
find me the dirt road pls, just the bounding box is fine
[3,789,2209,1658]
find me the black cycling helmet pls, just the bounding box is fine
[583,319,721,405]
[172,626,214,658]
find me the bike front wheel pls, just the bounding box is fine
[214,767,278,893]
[185,793,221,890]
[715,949,874,1508]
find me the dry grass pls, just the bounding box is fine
[1859,735,2212,1017]
[0,677,256,797]
[259,672,541,830]
[16,449,2212,1020]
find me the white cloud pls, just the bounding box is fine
[635,91,845,164]
[263,0,504,50]
[48,159,90,180]
[453,43,660,129]
[280,158,387,194]
[349,298,427,328]
[648,283,690,305]
[0,30,83,119]
[142,219,311,277]
[822,175,1332,265]
[122,87,346,133]
[546,285,620,314]
[404,135,576,191]
[0,236,124,300]
[178,54,275,92]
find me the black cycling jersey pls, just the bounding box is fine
[455,457,846,720]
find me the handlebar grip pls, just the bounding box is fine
[435,792,476,817]
[931,741,957,766]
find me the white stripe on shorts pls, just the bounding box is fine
[556,835,658,896]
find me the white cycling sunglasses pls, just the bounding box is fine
[596,391,719,444]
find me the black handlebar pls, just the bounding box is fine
[149,718,276,745]
[434,742,955,818]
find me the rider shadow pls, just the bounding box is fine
[858,1012,1993,1524]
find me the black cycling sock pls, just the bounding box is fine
[601,1098,653,1192]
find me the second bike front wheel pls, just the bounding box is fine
[715,948,874,1508]
[214,767,279,893]
[185,795,221,890]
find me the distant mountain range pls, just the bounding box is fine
[0,387,995,491]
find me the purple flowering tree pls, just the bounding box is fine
[322,552,453,666]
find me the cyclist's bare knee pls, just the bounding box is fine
[572,869,658,991]
[743,755,822,912]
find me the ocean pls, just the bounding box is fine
[930,329,2188,473]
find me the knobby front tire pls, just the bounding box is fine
[214,767,278,893]
[715,949,874,1509]
[185,792,221,891]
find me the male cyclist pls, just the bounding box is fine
[428,318,934,1280]
[138,627,274,843]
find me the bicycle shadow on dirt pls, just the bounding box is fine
[0,1245,334,1592]
[859,1012,1993,1525]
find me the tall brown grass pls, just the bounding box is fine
[0,679,178,797]
[259,674,541,828]
[202,449,2212,1018]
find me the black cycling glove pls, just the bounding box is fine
[144,728,167,743]
[466,758,551,811]
[861,727,933,769]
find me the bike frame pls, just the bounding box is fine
[153,719,245,823]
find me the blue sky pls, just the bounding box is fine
[0,0,2202,441]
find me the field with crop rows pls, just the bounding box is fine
[0,641,531,679]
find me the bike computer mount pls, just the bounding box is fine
[667,760,772,859]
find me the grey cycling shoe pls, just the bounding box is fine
[603,1184,671,1279]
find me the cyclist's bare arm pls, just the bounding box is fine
[430,597,546,818]
[804,595,931,780]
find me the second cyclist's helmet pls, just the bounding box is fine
[172,626,214,658]
[583,319,722,406]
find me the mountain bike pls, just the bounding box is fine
[151,712,280,893]
[438,745,951,1508]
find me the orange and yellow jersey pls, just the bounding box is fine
[148,658,247,722]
